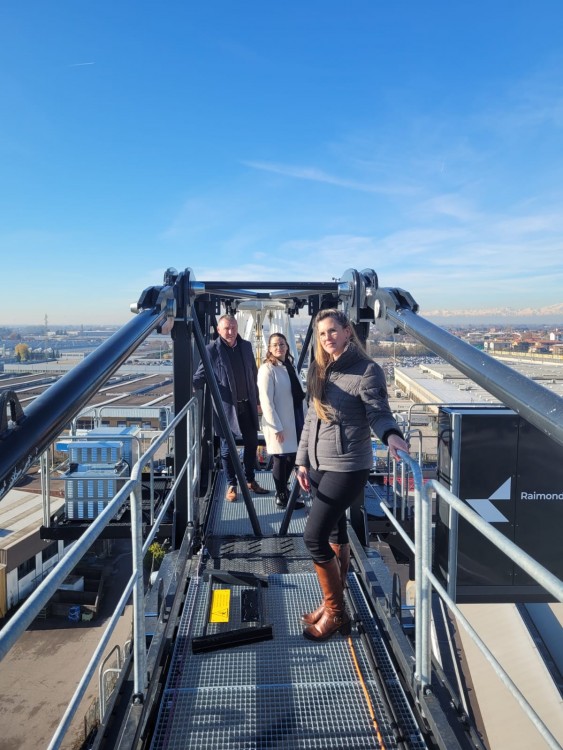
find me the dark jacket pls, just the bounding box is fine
[193,335,259,438]
[295,344,402,472]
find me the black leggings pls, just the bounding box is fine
[303,467,370,563]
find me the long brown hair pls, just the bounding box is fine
[308,309,369,421]
[265,332,294,366]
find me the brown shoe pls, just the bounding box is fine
[225,485,237,502]
[247,480,268,494]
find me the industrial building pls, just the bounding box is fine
[0,362,174,618]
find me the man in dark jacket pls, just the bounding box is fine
[193,315,268,501]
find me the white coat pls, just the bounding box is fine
[258,361,302,455]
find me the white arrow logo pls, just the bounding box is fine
[466,478,511,523]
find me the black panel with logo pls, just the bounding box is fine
[435,406,562,603]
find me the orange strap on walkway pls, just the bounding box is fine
[347,635,387,749]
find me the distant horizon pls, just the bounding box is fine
[423,301,563,326]
[2,303,562,331]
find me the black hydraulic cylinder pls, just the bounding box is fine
[389,307,563,448]
[296,317,314,375]
[171,317,193,547]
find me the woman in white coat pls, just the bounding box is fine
[258,333,306,508]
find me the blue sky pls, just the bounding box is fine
[1,1,562,326]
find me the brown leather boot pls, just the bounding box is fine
[301,600,325,626]
[301,543,350,625]
[303,558,351,641]
[332,542,350,587]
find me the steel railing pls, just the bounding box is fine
[378,450,563,750]
[0,397,199,750]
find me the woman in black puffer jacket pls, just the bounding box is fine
[296,308,409,642]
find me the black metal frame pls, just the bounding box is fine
[3,266,562,547]
[3,266,561,750]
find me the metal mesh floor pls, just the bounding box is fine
[209,472,308,538]
[203,535,314,575]
[150,572,426,750]
[148,469,427,749]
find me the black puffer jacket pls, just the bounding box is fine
[296,344,403,472]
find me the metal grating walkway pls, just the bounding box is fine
[209,472,308,538]
[148,472,427,749]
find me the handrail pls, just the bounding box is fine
[406,401,487,428]
[99,645,122,722]
[48,398,198,750]
[380,451,563,750]
[0,398,199,750]
[70,404,173,433]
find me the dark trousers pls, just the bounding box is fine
[272,453,296,494]
[303,467,370,562]
[220,402,258,486]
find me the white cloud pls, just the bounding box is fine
[242,159,416,196]
[414,193,479,223]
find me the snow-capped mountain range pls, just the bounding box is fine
[425,302,563,324]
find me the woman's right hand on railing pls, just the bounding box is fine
[387,434,410,462]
